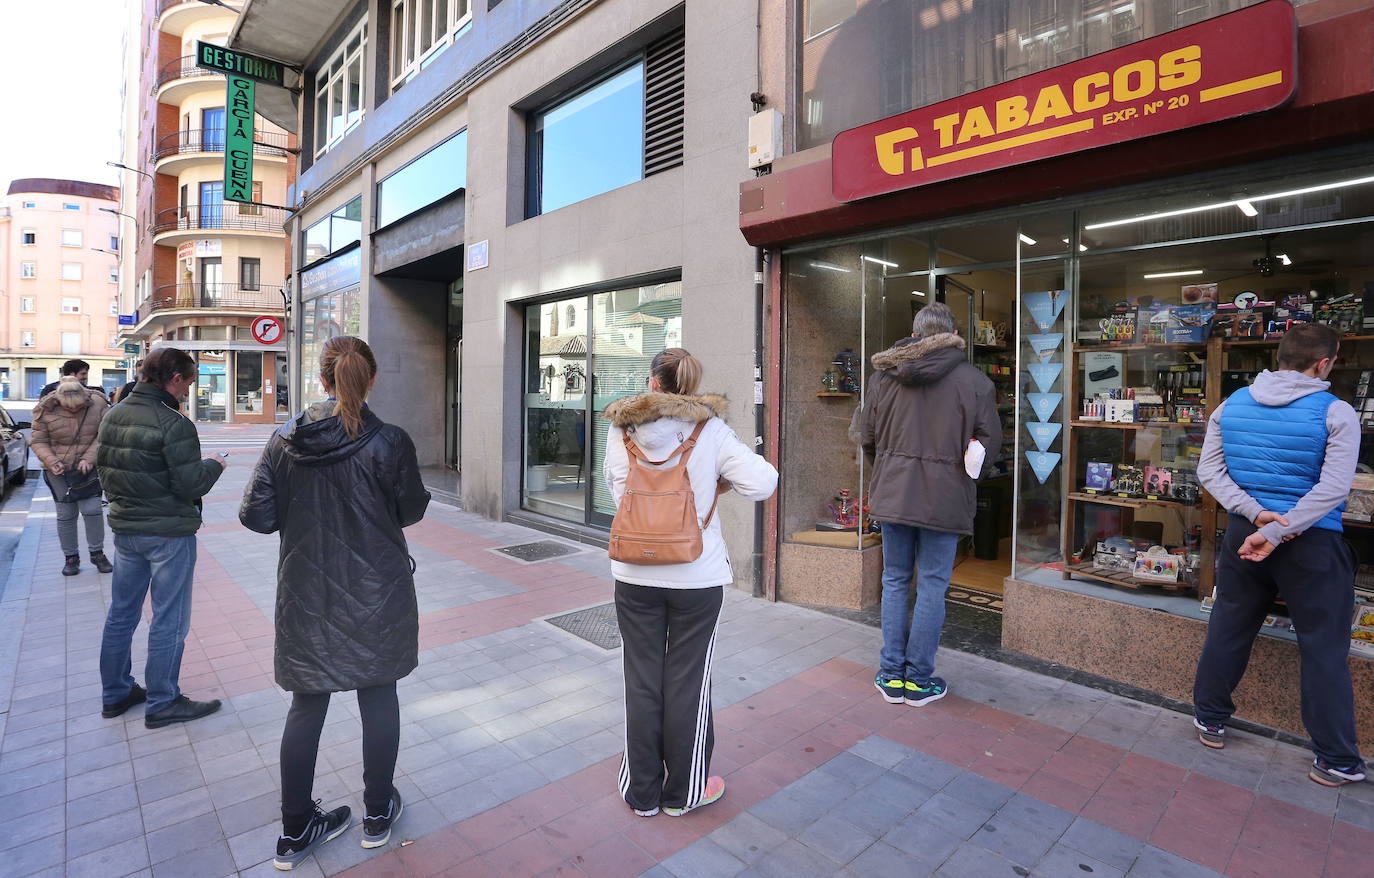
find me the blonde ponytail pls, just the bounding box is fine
[650,347,703,396]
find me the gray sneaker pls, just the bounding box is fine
[361,790,403,848]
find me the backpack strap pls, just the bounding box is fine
[621,420,720,528]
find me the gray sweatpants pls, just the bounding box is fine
[49,472,105,556]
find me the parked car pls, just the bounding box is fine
[0,407,29,487]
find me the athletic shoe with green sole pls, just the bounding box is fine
[874,673,906,704]
[905,677,948,707]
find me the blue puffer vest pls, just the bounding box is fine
[1220,386,1343,532]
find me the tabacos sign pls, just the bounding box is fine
[832,0,1297,202]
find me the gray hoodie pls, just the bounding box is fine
[1199,370,1359,547]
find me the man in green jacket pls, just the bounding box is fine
[97,347,226,728]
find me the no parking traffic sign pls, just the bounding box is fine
[251,315,284,345]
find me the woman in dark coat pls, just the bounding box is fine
[240,336,430,870]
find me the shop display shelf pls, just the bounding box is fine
[1223,334,1374,348]
[1344,518,1374,530]
[1069,421,1202,430]
[816,392,857,398]
[1074,342,1208,353]
[1065,561,1194,594]
[1067,491,1191,510]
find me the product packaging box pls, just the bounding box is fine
[1134,546,1181,583]
[1314,299,1363,335]
[1351,603,1374,658]
[1165,303,1217,344]
[1213,307,1269,339]
[1143,467,1173,499]
[1084,462,1114,492]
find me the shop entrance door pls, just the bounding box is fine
[445,283,463,472]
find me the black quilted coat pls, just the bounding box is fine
[239,403,431,693]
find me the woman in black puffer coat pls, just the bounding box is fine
[240,336,430,869]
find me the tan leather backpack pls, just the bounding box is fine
[609,420,719,565]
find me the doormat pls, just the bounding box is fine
[491,540,583,564]
[545,602,621,650]
[945,587,1005,614]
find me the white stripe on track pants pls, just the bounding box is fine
[615,581,723,813]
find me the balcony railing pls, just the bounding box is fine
[152,129,291,162]
[158,0,241,17]
[154,54,217,91]
[147,283,284,315]
[152,203,288,236]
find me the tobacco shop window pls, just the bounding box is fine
[313,18,368,158]
[798,0,1295,150]
[522,281,683,526]
[376,129,467,228]
[389,0,472,91]
[526,27,684,218]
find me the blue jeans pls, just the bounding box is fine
[99,534,198,714]
[879,523,960,684]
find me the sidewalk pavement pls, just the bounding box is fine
[0,424,1369,878]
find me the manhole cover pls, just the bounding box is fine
[545,603,621,649]
[491,540,582,563]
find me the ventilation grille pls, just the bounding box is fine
[643,26,685,178]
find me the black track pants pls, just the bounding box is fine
[1193,515,1362,767]
[280,682,400,830]
[615,581,723,812]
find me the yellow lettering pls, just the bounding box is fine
[995,96,1030,134]
[874,127,923,176]
[1113,60,1156,102]
[1028,85,1074,126]
[932,113,960,149]
[1159,45,1202,90]
[956,106,996,144]
[1073,72,1111,113]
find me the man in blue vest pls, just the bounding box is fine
[1194,322,1365,786]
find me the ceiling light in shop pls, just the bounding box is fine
[1235,200,1259,217]
[911,290,926,297]
[862,256,899,268]
[1278,253,1292,265]
[809,260,852,273]
[1063,238,1089,252]
[1143,270,1205,279]
[1018,234,1037,245]
[1085,174,1374,230]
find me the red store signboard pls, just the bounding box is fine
[832,0,1298,203]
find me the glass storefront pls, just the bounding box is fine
[780,148,1374,655]
[235,352,265,415]
[522,280,683,525]
[195,352,229,422]
[299,247,363,406]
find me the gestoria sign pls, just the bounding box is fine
[832,0,1297,202]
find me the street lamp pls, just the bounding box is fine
[91,248,120,257]
[106,161,153,180]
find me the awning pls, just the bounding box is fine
[227,0,354,132]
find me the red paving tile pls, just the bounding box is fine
[620,813,706,860]
[968,752,1038,789]
[394,826,475,877]
[1150,816,1235,872]
[481,830,565,878]
[556,760,620,805]
[1119,752,1190,787]
[456,802,532,854]
[539,795,640,858]
[1178,771,1257,816]
[1019,771,1098,813]
[1227,844,1325,878]
[506,783,582,829]
[566,832,656,878]
[1163,793,1247,842]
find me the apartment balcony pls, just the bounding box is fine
[151,203,288,247]
[154,54,221,104]
[157,0,244,36]
[152,129,291,175]
[148,283,285,315]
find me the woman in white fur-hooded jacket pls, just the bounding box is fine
[602,348,777,820]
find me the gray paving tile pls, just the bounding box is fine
[882,810,964,867]
[134,764,203,805]
[10,778,64,814]
[708,811,789,864]
[943,772,1016,811]
[1034,842,1125,878]
[145,809,223,864]
[66,835,150,878]
[868,771,938,811]
[132,744,199,781]
[661,837,748,878]
[934,842,1024,877]
[747,838,843,878]
[913,792,995,838]
[430,778,502,823]
[997,792,1076,837]
[206,765,275,809]
[0,759,66,796]
[226,820,278,871]
[797,812,878,864]
[818,751,887,787]
[1126,845,1224,877]
[749,787,832,834]
[149,839,236,878]
[970,816,1055,866]
[67,782,140,825]
[3,833,67,877]
[1060,818,1145,873]
[65,808,145,860]
[0,802,63,853]
[1336,793,1374,831]
[846,840,936,878]
[481,761,546,803]
[214,790,282,838]
[892,751,961,789]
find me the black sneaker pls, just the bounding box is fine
[874,673,906,704]
[274,802,351,870]
[62,555,80,576]
[101,683,146,719]
[361,790,404,849]
[1194,717,1226,749]
[905,677,948,707]
[145,695,222,729]
[90,551,113,574]
[1309,758,1367,787]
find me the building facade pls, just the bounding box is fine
[744,0,1374,742]
[228,0,767,587]
[0,179,123,400]
[115,0,291,424]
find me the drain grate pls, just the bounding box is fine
[545,602,621,649]
[492,540,582,563]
